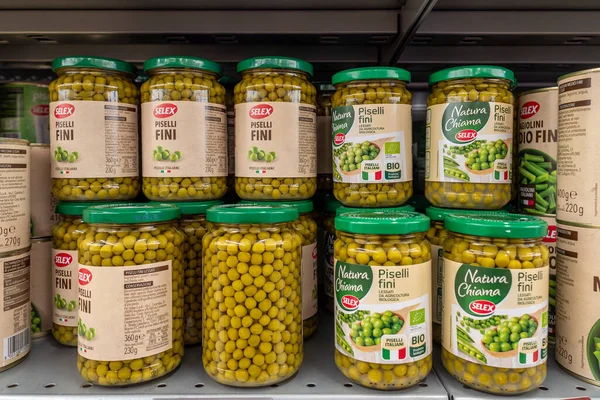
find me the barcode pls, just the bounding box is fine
[3,329,30,361]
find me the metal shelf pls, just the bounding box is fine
[0,313,448,399]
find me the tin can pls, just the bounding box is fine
[30,144,58,238]
[30,237,52,338]
[0,247,31,372]
[0,82,49,144]
[555,220,600,385]
[517,87,558,215]
[0,138,30,253]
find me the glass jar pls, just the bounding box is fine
[425,207,508,344]
[167,201,224,346]
[240,200,318,338]
[77,204,185,386]
[234,57,317,200]
[203,204,303,386]
[425,66,516,209]
[49,56,140,201]
[331,67,413,207]
[51,202,116,346]
[220,76,237,193]
[323,195,342,313]
[440,214,549,394]
[316,83,335,191]
[141,57,227,201]
[333,211,432,390]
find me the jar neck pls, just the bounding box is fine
[180,214,206,223]
[241,68,310,80]
[337,230,425,243]
[56,67,132,80]
[215,222,293,232]
[89,221,174,230]
[431,220,444,229]
[335,79,407,90]
[148,68,219,79]
[449,231,540,245]
[432,78,512,92]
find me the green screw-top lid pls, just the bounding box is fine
[426,206,508,222]
[237,56,313,76]
[332,67,411,86]
[335,211,430,235]
[325,195,343,213]
[428,65,516,86]
[239,200,313,214]
[336,205,415,216]
[52,56,136,75]
[206,204,299,224]
[55,201,128,217]
[143,56,222,75]
[444,213,547,239]
[149,200,224,216]
[83,203,180,224]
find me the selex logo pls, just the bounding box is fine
[249,104,273,119]
[341,295,360,310]
[469,299,496,316]
[78,268,93,286]
[54,103,75,119]
[543,224,557,243]
[520,101,540,120]
[455,129,478,142]
[153,103,178,118]
[54,253,73,268]
[31,104,49,116]
[334,133,346,146]
[312,247,317,259]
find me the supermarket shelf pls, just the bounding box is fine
[433,346,600,400]
[0,313,448,400]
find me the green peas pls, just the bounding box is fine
[143,177,227,201]
[31,306,42,335]
[345,311,403,347]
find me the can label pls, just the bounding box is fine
[538,216,557,344]
[555,223,600,381]
[0,251,31,368]
[50,101,139,179]
[235,102,316,178]
[426,101,514,184]
[0,83,49,144]
[518,89,558,214]
[0,142,30,252]
[30,240,52,336]
[77,261,172,360]
[441,259,549,368]
[332,104,412,184]
[302,242,318,320]
[333,258,431,364]
[317,115,332,174]
[52,248,78,327]
[557,71,600,224]
[142,102,227,178]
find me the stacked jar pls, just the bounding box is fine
[50,56,140,201]
[141,56,228,201]
[202,204,304,387]
[77,204,185,386]
[333,210,433,390]
[440,213,549,394]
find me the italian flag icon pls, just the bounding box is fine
[382,346,406,361]
[519,349,539,364]
[494,170,509,180]
[362,170,382,181]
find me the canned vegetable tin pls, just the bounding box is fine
[30,237,52,338]
[77,204,184,386]
[0,82,49,143]
[441,214,549,394]
[332,67,413,208]
[0,247,31,373]
[234,57,317,200]
[203,204,303,386]
[555,221,600,385]
[517,87,558,215]
[0,138,30,253]
[426,66,516,209]
[50,56,140,201]
[141,57,228,201]
[31,144,58,238]
[425,206,508,344]
[333,211,432,390]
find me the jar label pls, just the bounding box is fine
[0,142,30,252]
[235,102,317,178]
[441,258,548,368]
[227,108,235,175]
[317,115,332,174]
[557,71,600,225]
[77,260,172,361]
[333,259,431,364]
[517,89,558,215]
[50,101,139,179]
[30,240,52,336]
[555,223,600,380]
[302,242,318,320]
[142,102,227,178]
[52,248,78,327]
[332,104,412,184]
[431,244,443,325]
[426,101,513,184]
[0,251,30,368]
[324,230,336,300]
